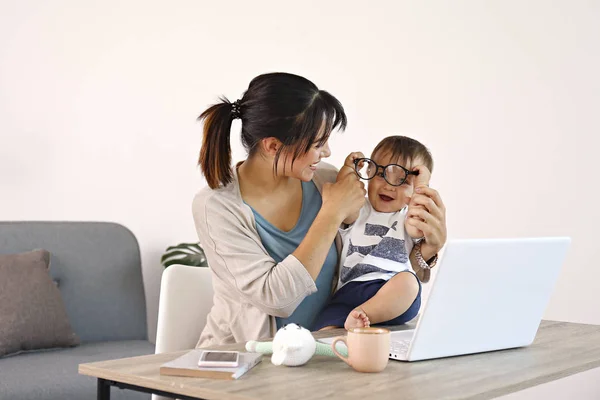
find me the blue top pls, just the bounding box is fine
[248,180,338,330]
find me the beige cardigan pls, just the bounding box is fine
[193,162,342,347]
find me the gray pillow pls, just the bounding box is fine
[0,249,80,357]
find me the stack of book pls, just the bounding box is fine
[160,349,263,380]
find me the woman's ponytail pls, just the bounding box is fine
[198,98,236,189]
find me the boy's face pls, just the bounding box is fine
[367,151,425,213]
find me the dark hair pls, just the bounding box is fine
[198,73,347,189]
[371,135,434,172]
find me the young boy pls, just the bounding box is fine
[313,135,435,330]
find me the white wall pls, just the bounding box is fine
[1,0,599,383]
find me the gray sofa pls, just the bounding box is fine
[0,222,155,399]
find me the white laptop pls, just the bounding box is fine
[321,237,571,362]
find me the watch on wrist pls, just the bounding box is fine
[414,239,438,270]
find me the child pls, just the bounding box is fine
[313,135,435,330]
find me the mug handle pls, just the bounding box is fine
[331,336,350,366]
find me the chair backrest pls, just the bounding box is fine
[155,264,214,353]
[0,221,147,342]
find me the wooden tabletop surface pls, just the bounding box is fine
[79,320,600,400]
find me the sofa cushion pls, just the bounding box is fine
[0,222,147,342]
[0,249,79,357]
[0,340,154,400]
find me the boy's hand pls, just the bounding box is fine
[406,165,432,238]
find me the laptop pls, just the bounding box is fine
[321,237,571,362]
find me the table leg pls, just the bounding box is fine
[97,378,111,400]
[95,378,202,399]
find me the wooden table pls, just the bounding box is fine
[79,321,600,400]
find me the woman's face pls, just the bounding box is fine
[278,140,332,182]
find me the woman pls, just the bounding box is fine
[193,73,446,347]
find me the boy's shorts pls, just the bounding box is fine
[312,271,422,331]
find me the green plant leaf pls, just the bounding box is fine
[160,250,201,263]
[161,242,208,268]
[163,255,208,268]
[165,243,204,252]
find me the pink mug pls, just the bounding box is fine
[331,327,391,373]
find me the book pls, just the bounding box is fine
[160,350,263,380]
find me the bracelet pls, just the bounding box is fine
[414,240,438,270]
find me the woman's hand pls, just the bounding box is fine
[322,172,366,224]
[337,151,366,182]
[344,151,366,169]
[406,186,447,260]
[406,165,432,238]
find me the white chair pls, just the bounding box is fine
[155,264,214,353]
[153,264,214,400]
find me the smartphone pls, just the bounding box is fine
[197,350,240,368]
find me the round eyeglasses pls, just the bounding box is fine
[353,158,419,186]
